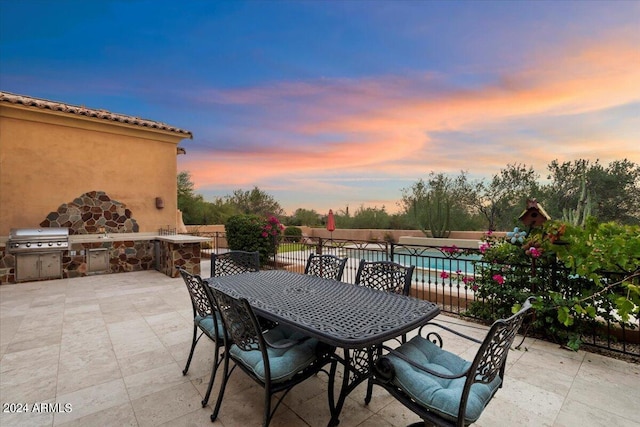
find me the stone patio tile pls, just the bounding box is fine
[56,346,121,396]
[117,346,178,378]
[213,383,308,427]
[0,402,55,427]
[481,376,563,423]
[0,343,59,404]
[123,361,190,401]
[56,402,137,427]
[1,269,639,427]
[53,379,130,426]
[566,373,640,421]
[157,405,221,426]
[553,398,640,427]
[5,320,63,353]
[111,335,166,361]
[376,398,422,426]
[130,381,202,427]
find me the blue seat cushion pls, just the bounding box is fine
[195,312,225,340]
[385,335,501,424]
[229,326,320,383]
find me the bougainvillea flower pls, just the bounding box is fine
[479,242,490,253]
[461,276,474,285]
[528,247,543,258]
[492,274,505,285]
[442,245,459,254]
[440,271,449,279]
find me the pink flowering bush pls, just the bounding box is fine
[225,214,285,266]
[469,227,554,320]
[469,219,640,351]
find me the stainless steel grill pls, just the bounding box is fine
[8,227,70,253]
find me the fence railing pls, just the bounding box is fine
[195,231,639,358]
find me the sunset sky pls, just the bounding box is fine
[2,1,639,215]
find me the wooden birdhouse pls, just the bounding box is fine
[518,199,551,228]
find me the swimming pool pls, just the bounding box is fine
[342,246,481,276]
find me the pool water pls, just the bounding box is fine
[344,247,481,275]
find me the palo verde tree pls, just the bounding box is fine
[400,172,473,235]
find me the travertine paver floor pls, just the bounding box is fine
[1,269,639,427]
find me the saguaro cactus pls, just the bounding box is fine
[415,190,451,238]
[562,176,592,227]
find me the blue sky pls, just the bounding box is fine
[2,0,639,215]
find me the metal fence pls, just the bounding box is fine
[196,231,639,358]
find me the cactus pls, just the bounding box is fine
[415,190,451,238]
[562,176,592,227]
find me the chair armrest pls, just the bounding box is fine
[418,322,483,345]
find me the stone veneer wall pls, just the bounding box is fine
[1,239,202,284]
[41,190,139,234]
[159,240,201,277]
[64,240,155,278]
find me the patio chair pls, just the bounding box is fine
[211,250,260,278]
[370,297,535,427]
[355,259,416,402]
[304,254,348,281]
[209,287,335,427]
[355,259,415,296]
[177,267,225,408]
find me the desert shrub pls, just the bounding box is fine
[284,226,303,242]
[225,214,284,265]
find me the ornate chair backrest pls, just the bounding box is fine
[177,267,215,319]
[210,288,265,354]
[304,254,348,281]
[458,297,534,421]
[211,250,260,277]
[355,260,415,295]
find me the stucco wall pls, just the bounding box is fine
[0,104,189,235]
[186,225,503,242]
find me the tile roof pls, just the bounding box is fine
[0,91,193,138]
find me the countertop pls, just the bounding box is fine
[70,233,210,244]
[1,233,211,246]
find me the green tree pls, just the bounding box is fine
[177,171,206,224]
[464,164,541,231]
[226,187,284,218]
[543,159,640,225]
[288,208,322,226]
[351,206,391,229]
[400,172,473,234]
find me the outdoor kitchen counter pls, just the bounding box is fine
[68,233,210,244]
[68,233,210,278]
[1,233,210,284]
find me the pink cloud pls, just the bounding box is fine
[181,31,639,205]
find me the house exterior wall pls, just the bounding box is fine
[0,103,189,236]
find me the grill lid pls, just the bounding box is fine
[10,227,69,240]
[8,228,70,253]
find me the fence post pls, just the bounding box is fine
[317,237,323,255]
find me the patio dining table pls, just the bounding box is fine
[206,269,440,426]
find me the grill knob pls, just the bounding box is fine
[48,242,53,246]
[37,242,42,247]
[57,241,62,246]
[26,243,31,247]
